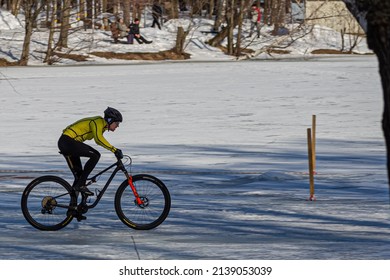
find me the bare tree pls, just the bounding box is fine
[226,0,235,54]
[162,0,178,19]
[171,0,179,19]
[79,0,86,20]
[19,0,46,65]
[343,0,390,194]
[208,0,215,19]
[213,0,226,32]
[11,0,21,15]
[123,0,130,24]
[263,0,271,25]
[208,0,251,51]
[44,0,57,64]
[270,0,279,26]
[190,0,201,16]
[57,0,72,49]
[234,0,245,56]
[340,25,363,53]
[271,0,286,36]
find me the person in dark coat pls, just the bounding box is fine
[151,1,162,30]
[128,18,152,44]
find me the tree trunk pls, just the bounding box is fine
[171,0,179,19]
[102,0,107,13]
[19,0,42,65]
[344,0,390,194]
[270,0,278,26]
[86,0,92,19]
[44,0,57,64]
[123,0,130,25]
[208,25,229,47]
[208,0,215,19]
[131,0,137,20]
[272,0,286,36]
[263,0,271,25]
[365,4,390,189]
[11,0,20,16]
[19,16,33,65]
[208,0,250,50]
[235,0,251,57]
[112,0,119,15]
[174,26,188,54]
[190,0,200,16]
[213,0,226,32]
[226,0,235,55]
[234,0,245,57]
[80,0,86,21]
[210,0,233,48]
[58,0,71,49]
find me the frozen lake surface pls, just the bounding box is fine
[0,56,389,260]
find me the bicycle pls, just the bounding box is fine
[21,154,171,231]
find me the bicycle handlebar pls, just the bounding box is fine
[118,154,132,167]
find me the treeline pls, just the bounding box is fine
[0,0,296,65]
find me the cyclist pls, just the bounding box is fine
[58,107,123,196]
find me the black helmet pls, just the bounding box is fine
[104,107,123,124]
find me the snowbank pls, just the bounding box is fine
[0,9,24,29]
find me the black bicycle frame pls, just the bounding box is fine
[83,159,127,209]
[53,158,140,212]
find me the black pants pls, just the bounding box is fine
[58,134,100,187]
[128,34,152,44]
[151,16,161,29]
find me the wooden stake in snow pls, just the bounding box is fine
[307,128,316,201]
[312,115,317,172]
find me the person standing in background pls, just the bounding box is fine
[151,1,163,30]
[249,3,262,38]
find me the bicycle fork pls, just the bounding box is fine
[126,174,144,206]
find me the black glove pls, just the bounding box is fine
[114,149,123,159]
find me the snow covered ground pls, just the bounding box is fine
[0,8,371,65]
[1,55,389,262]
[1,7,389,280]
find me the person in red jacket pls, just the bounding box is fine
[249,3,262,38]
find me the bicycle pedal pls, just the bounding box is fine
[76,215,87,222]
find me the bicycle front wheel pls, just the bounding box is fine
[115,174,171,230]
[21,176,76,231]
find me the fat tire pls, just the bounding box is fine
[21,176,76,231]
[115,174,171,230]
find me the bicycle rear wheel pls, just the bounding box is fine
[21,176,76,231]
[115,174,171,230]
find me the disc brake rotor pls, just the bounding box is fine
[135,196,149,208]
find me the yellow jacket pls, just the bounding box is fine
[62,116,117,152]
